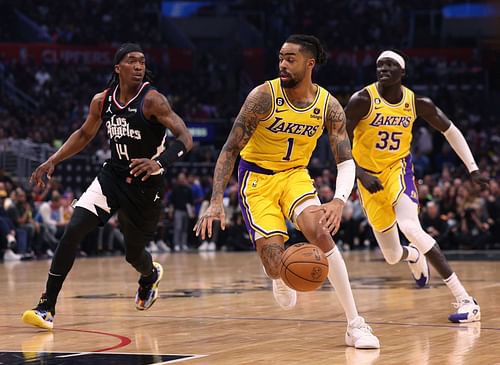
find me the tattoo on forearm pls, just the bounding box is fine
[260,243,284,278]
[326,97,353,163]
[211,90,272,199]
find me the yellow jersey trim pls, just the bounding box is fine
[280,83,321,112]
[374,82,406,108]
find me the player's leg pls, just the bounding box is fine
[22,207,102,330]
[395,194,480,322]
[372,226,429,288]
[254,235,297,309]
[120,215,163,311]
[295,200,380,349]
[120,179,165,311]
[22,175,114,330]
[376,159,430,287]
[237,163,294,308]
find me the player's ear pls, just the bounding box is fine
[307,58,315,70]
[114,64,120,75]
[401,67,406,78]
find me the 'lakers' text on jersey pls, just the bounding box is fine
[240,78,329,172]
[101,82,167,176]
[352,82,416,173]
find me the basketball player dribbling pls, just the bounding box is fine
[22,43,193,330]
[345,50,489,323]
[195,35,380,349]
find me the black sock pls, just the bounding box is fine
[139,266,158,286]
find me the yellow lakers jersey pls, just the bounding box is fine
[240,78,329,171]
[352,82,416,173]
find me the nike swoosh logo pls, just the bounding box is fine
[374,106,383,110]
[276,109,287,113]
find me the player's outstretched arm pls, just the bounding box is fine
[194,84,272,240]
[310,96,356,234]
[344,90,384,193]
[30,92,106,188]
[131,90,193,181]
[416,95,489,188]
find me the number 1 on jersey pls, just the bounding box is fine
[115,143,130,160]
[282,137,294,161]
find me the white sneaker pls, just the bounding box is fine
[345,316,380,349]
[174,245,180,252]
[272,278,297,310]
[207,242,216,251]
[156,240,171,253]
[448,296,481,323]
[3,248,21,261]
[407,244,430,288]
[198,241,209,251]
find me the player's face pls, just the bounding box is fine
[278,43,312,88]
[115,52,146,85]
[376,58,404,86]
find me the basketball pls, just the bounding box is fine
[280,243,329,292]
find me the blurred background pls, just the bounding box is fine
[0,0,498,260]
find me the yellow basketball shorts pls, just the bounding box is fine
[357,155,418,232]
[238,159,318,243]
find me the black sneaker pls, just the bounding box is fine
[135,262,164,310]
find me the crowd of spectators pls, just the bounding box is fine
[1,1,498,261]
[1,0,163,45]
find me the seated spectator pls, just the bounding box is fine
[421,201,450,249]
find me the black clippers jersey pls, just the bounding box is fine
[101,82,167,176]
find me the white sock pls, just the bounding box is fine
[444,273,469,300]
[405,245,419,262]
[325,245,359,322]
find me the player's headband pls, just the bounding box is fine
[113,43,144,65]
[376,50,405,69]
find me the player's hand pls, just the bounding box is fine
[30,160,55,188]
[310,198,344,235]
[129,159,162,181]
[358,170,383,193]
[470,170,489,190]
[194,201,226,240]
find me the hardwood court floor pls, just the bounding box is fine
[1,250,499,364]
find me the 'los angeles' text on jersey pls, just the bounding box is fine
[100,82,167,176]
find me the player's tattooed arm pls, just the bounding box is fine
[144,90,193,151]
[325,96,353,164]
[210,84,272,202]
[258,243,285,279]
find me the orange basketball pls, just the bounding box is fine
[280,243,329,292]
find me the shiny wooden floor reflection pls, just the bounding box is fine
[1,250,499,364]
